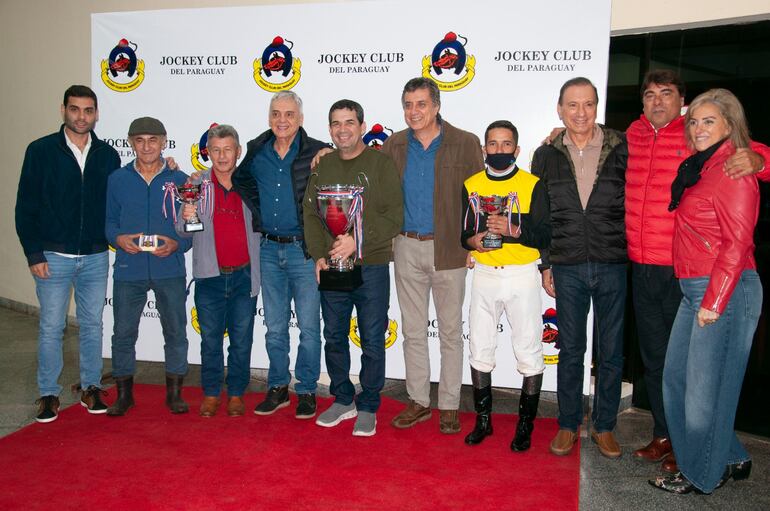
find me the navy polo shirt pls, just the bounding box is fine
[251,135,302,237]
[402,128,442,235]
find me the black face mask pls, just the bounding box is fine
[485,152,516,171]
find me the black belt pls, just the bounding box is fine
[264,233,303,243]
[219,262,250,274]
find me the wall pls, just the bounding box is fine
[1,0,768,309]
[610,0,769,34]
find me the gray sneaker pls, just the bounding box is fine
[353,411,377,437]
[315,402,357,427]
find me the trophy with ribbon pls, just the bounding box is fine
[465,192,522,249]
[162,179,213,233]
[312,177,367,291]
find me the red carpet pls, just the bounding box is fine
[0,385,579,510]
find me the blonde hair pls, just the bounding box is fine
[685,88,750,149]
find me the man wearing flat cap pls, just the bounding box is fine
[105,117,192,416]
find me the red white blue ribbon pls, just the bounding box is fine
[507,191,522,237]
[162,182,178,220]
[199,179,213,218]
[465,192,481,232]
[347,191,364,260]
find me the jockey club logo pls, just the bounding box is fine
[191,123,218,172]
[422,31,476,92]
[101,38,145,93]
[362,124,393,150]
[253,35,302,92]
[542,307,559,365]
[349,317,398,349]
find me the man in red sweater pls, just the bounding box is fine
[626,69,770,472]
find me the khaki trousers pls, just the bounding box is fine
[393,235,466,410]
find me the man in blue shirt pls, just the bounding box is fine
[232,92,329,419]
[382,78,484,434]
[105,117,192,416]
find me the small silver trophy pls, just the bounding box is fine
[466,192,521,249]
[477,195,508,249]
[175,183,204,233]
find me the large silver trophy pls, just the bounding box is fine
[313,176,367,291]
[467,192,521,249]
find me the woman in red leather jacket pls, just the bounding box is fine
[650,89,762,495]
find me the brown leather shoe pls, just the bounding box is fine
[439,409,461,434]
[550,428,579,456]
[591,431,622,458]
[227,396,245,417]
[633,437,671,462]
[391,401,432,429]
[199,396,220,417]
[661,452,678,473]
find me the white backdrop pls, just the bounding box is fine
[92,0,608,393]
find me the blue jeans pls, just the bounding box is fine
[111,277,189,377]
[34,251,108,396]
[552,262,626,432]
[194,267,256,397]
[664,270,761,493]
[321,265,389,413]
[260,239,321,394]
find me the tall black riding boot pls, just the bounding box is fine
[106,376,135,417]
[511,373,542,452]
[465,368,493,445]
[165,374,189,414]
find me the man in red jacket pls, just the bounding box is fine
[626,69,770,472]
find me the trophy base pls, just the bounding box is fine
[319,266,363,292]
[481,237,503,249]
[184,222,204,233]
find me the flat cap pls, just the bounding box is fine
[128,117,167,136]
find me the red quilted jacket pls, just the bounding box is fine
[625,115,688,266]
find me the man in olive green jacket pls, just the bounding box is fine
[304,99,403,437]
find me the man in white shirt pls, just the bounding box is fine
[15,85,121,423]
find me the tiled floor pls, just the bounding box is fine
[1,306,768,510]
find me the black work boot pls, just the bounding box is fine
[511,374,543,452]
[165,374,189,414]
[107,376,135,417]
[464,368,493,446]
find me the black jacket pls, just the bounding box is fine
[232,127,328,256]
[530,126,628,266]
[15,125,121,266]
